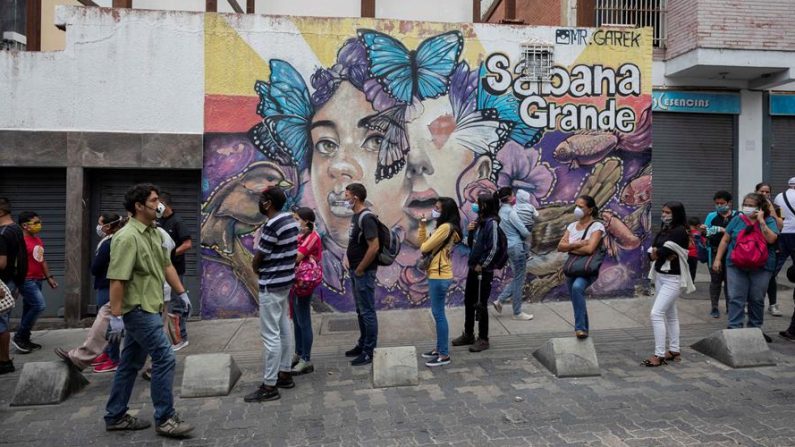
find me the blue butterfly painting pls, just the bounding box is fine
[358,29,464,104]
[249,60,314,172]
[477,63,544,148]
[358,106,410,182]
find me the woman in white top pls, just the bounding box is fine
[556,195,605,339]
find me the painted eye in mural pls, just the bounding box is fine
[361,134,384,153]
[315,138,339,156]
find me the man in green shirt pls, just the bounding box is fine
[103,183,193,438]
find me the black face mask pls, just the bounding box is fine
[259,201,270,215]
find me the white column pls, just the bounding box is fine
[737,90,764,196]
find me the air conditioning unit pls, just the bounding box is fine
[2,31,27,51]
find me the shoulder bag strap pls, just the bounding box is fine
[580,221,596,240]
[783,191,795,216]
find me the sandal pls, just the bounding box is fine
[664,351,681,362]
[641,356,667,367]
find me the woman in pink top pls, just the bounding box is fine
[291,207,322,375]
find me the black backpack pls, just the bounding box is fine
[479,218,508,270]
[358,210,401,266]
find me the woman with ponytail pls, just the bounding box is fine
[291,207,322,375]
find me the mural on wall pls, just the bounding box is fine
[202,15,653,318]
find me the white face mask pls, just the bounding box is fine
[96,225,106,238]
[430,209,441,219]
[573,207,585,219]
[155,202,166,219]
[742,206,757,216]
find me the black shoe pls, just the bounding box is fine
[451,333,475,346]
[142,368,152,381]
[106,413,152,431]
[350,353,372,366]
[244,384,280,402]
[779,330,795,342]
[468,338,490,352]
[275,374,295,389]
[762,333,772,343]
[27,340,42,351]
[155,413,194,438]
[0,360,15,375]
[11,338,32,354]
[344,346,363,357]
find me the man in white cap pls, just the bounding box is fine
[773,177,795,341]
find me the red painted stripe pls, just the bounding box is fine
[205,95,261,133]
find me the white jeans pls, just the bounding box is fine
[651,273,681,357]
[259,287,294,386]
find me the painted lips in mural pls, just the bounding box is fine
[201,18,653,318]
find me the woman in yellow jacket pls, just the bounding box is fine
[418,197,462,367]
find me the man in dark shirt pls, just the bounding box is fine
[0,197,28,375]
[703,190,736,318]
[343,183,380,366]
[156,192,193,350]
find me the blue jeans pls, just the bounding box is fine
[566,276,595,332]
[16,280,46,341]
[96,288,120,363]
[167,275,188,340]
[428,279,452,357]
[497,244,528,315]
[104,307,176,426]
[726,266,770,329]
[292,292,313,362]
[351,269,378,355]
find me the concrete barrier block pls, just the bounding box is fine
[372,346,418,388]
[533,337,601,378]
[691,328,775,368]
[11,361,89,406]
[181,353,242,398]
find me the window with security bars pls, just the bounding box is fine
[521,43,554,83]
[595,0,667,48]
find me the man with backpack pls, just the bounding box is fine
[343,183,380,366]
[774,177,795,341]
[703,190,737,319]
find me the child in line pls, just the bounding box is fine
[687,216,704,282]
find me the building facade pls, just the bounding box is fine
[1,0,793,324]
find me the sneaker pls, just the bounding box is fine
[275,373,295,389]
[291,353,300,368]
[11,338,31,354]
[155,413,194,438]
[421,350,439,359]
[492,300,503,314]
[172,340,190,352]
[425,356,451,367]
[244,384,280,402]
[0,360,15,375]
[710,308,720,319]
[451,333,475,346]
[93,360,118,373]
[142,368,152,381]
[91,352,110,366]
[350,353,372,366]
[468,338,490,353]
[762,332,772,343]
[779,330,795,342]
[106,413,152,431]
[512,312,534,321]
[344,346,362,357]
[28,340,42,351]
[769,304,783,317]
[291,359,314,375]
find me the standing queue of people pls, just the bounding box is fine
[2,176,795,437]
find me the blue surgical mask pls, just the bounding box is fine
[471,203,479,214]
[430,209,441,219]
[715,204,729,213]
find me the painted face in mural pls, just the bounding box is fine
[401,96,491,246]
[309,81,404,245]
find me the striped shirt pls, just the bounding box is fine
[257,212,299,291]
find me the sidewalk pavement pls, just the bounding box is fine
[0,281,794,446]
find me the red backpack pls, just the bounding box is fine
[729,214,768,270]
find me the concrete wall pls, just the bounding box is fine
[41,0,81,52]
[377,0,472,22]
[0,6,204,133]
